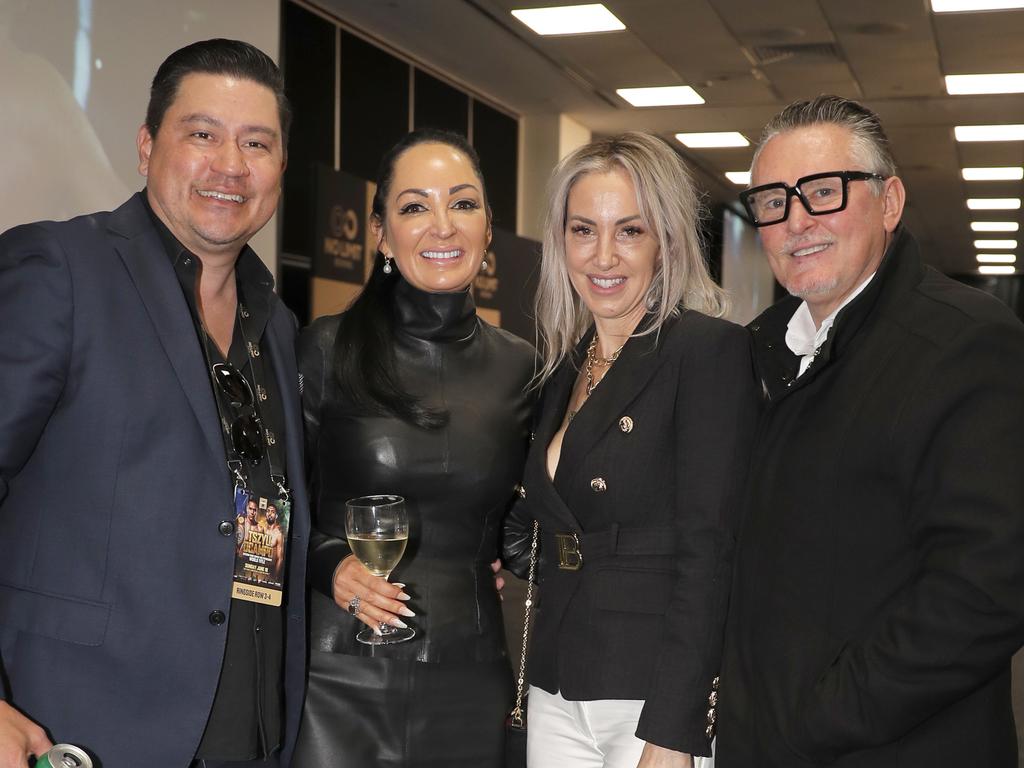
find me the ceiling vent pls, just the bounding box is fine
[750,42,843,66]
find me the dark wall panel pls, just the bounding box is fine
[473,101,518,231]
[280,264,311,324]
[281,1,335,258]
[413,69,469,137]
[339,31,409,182]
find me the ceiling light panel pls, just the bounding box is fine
[725,171,751,185]
[946,73,1024,95]
[977,253,1017,263]
[675,132,749,148]
[971,221,1019,231]
[932,0,1024,11]
[511,4,625,35]
[967,198,1022,209]
[979,265,1017,274]
[974,239,1019,249]
[616,86,704,107]
[962,167,1024,180]
[955,125,1024,142]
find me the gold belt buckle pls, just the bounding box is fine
[555,532,583,571]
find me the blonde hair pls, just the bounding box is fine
[534,131,726,384]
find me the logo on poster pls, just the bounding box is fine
[323,204,362,272]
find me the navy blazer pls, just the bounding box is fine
[0,194,309,767]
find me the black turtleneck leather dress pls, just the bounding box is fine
[292,279,535,766]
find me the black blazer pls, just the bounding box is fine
[0,195,309,767]
[504,310,760,756]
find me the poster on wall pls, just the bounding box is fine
[475,227,541,343]
[313,165,368,282]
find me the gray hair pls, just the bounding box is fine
[750,95,897,189]
[534,131,726,385]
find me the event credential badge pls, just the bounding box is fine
[232,487,290,606]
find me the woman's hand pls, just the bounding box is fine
[635,742,693,768]
[332,555,415,633]
[491,558,505,598]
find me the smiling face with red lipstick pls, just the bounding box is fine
[137,72,285,263]
[374,142,491,294]
[752,123,904,326]
[564,166,659,350]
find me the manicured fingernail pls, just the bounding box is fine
[390,618,408,629]
[397,591,412,601]
[398,606,416,617]
[373,625,383,636]
[393,582,406,588]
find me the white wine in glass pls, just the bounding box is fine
[345,494,415,645]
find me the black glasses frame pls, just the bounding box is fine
[739,170,889,227]
[212,362,265,465]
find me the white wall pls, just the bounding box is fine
[0,0,280,271]
[721,207,776,326]
[517,113,591,241]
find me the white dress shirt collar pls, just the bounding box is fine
[785,272,876,378]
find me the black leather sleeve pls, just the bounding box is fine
[502,382,544,580]
[297,315,352,599]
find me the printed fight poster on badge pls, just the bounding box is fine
[232,488,290,606]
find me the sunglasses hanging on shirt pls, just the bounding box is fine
[211,361,265,465]
[195,295,289,501]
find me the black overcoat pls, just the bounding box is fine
[718,226,1024,767]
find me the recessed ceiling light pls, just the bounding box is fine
[979,265,1017,275]
[974,239,1018,249]
[971,221,1020,231]
[962,167,1024,180]
[511,4,625,35]
[967,198,1022,209]
[977,253,1017,263]
[955,125,1024,142]
[675,132,749,148]
[616,86,704,107]
[725,171,751,185]
[932,0,1024,11]
[946,73,1024,94]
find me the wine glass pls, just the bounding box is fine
[345,494,415,645]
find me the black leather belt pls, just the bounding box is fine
[544,525,675,571]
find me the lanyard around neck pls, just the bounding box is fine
[197,291,290,501]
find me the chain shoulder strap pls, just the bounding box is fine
[509,519,540,729]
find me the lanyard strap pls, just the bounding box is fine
[197,291,290,500]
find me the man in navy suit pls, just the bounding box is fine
[0,39,308,767]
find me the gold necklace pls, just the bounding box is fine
[567,336,625,422]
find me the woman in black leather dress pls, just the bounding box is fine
[292,129,534,766]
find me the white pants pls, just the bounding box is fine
[526,687,714,768]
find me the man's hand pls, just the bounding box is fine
[0,701,51,767]
[635,742,693,768]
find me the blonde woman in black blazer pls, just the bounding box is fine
[504,133,760,768]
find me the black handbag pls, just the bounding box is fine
[505,519,539,768]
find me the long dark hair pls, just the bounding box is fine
[332,128,489,429]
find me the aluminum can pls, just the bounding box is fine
[35,744,93,768]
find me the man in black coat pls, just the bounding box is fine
[0,40,309,767]
[718,95,1024,767]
